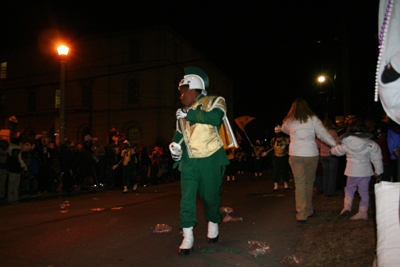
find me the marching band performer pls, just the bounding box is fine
[169,68,237,255]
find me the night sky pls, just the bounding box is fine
[1,1,382,140]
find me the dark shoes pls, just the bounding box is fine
[207,235,219,244]
[178,247,193,255]
[297,209,316,223]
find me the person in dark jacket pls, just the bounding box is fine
[105,141,119,189]
[0,140,9,200]
[60,141,75,192]
[7,148,23,204]
[139,147,151,186]
[76,141,95,190]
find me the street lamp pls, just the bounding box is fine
[317,75,336,120]
[317,75,336,99]
[57,45,69,145]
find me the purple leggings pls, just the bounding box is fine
[344,176,371,208]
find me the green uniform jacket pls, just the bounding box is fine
[172,94,229,171]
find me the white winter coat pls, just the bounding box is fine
[331,133,383,177]
[281,116,336,157]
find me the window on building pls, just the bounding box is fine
[128,78,140,104]
[0,94,5,112]
[128,126,140,145]
[0,62,7,79]
[128,39,140,64]
[55,89,60,108]
[28,91,37,112]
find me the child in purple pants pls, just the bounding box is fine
[331,119,383,220]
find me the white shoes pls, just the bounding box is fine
[350,206,368,220]
[273,183,279,191]
[179,227,194,255]
[133,183,138,191]
[122,186,128,194]
[284,182,289,189]
[207,222,219,243]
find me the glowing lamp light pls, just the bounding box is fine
[57,46,69,55]
[317,76,326,83]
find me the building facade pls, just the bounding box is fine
[0,26,233,148]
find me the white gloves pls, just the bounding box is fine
[176,108,187,119]
[169,142,183,161]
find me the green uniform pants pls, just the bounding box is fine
[179,160,225,228]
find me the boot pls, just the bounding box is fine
[284,182,289,190]
[179,227,194,255]
[133,183,138,192]
[350,206,368,220]
[232,176,235,181]
[339,196,353,218]
[227,176,230,182]
[207,222,219,243]
[122,186,128,194]
[273,183,279,191]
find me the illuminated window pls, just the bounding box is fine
[128,126,140,145]
[55,89,60,108]
[0,62,7,79]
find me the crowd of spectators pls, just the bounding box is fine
[1,114,398,205]
[0,131,177,204]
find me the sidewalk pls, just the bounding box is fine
[0,179,181,207]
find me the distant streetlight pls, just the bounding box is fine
[57,45,69,145]
[318,75,336,99]
[317,75,336,120]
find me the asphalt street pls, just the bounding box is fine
[0,170,304,267]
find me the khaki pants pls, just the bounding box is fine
[289,156,319,220]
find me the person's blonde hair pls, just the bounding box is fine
[283,98,316,124]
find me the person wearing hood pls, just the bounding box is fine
[331,119,383,220]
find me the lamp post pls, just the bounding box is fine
[57,45,69,145]
[317,75,336,120]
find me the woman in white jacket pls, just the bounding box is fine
[281,98,337,223]
[331,119,383,220]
